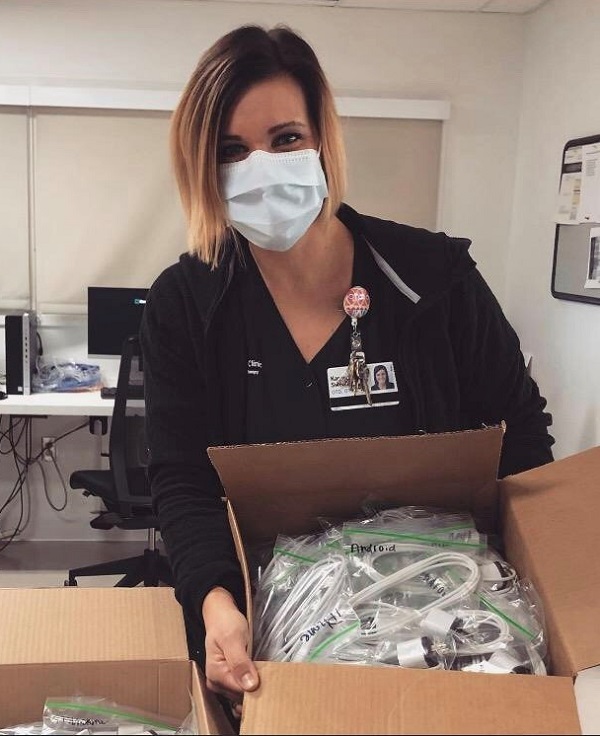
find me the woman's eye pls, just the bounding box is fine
[219,143,247,162]
[273,132,302,148]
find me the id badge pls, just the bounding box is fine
[327,360,399,411]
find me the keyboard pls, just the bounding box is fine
[100,384,145,400]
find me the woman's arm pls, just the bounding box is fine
[140,270,245,622]
[141,269,260,699]
[451,269,554,478]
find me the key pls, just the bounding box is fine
[349,349,372,406]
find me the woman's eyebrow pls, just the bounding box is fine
[268,120,307,134]
[221,121,307,141]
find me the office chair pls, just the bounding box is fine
[67,335,173,587]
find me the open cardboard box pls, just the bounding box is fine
[0,587,233,734]
[203,426,600,735]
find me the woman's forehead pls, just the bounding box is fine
[224,75,309,135]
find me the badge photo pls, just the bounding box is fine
[327,361,399,411]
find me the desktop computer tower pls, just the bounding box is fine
[5,311,38,395]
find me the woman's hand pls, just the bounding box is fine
[202,586,260,714]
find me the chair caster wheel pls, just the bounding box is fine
[64,579,77,586]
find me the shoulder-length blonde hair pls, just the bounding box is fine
[170,24,346,268]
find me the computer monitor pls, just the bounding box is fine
[87,286,148,357]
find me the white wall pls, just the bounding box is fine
[0,0,527,540]
[506,0,600,461]
[0,0,525,293]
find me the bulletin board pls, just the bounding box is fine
[552,134,600,305]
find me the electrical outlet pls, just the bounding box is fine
[41,437,57,462]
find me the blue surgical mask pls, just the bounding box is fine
[220,148,329,252]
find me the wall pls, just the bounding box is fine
[506,0,600,460]
[0,0,526,540]
[0,0,525,291]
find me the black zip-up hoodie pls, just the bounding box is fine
[140,203,554,633]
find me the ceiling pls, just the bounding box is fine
[211,0,548,11]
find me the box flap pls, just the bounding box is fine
[240,661,581,735]
[191,662,235,735]
[208,427,503,545]
[0,660,192,728]
[500,446,600,677]
[0,588,189,665]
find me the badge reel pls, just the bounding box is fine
[343,286,372,406]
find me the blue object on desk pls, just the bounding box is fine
[32,361,102,393]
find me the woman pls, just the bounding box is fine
[371,364,395,392]
[140,24,554,713]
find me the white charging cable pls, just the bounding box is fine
[348,552,480,641]
[254,553,350,662]
[479,558,517,595]
[526,644,548,675]
[253,540,322,644]
[253,528,545,675]
[354,544,447,584]
[452,643,547,675]
[420,607,511,655]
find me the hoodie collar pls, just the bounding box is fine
[336,202,476,307]
[180,202,476,326]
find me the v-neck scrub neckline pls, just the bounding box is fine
[239,229,414,445]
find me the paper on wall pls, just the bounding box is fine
[579,143,600,225]
[584,226,600,289]
[555,172,582,224]
[555,145,582,224]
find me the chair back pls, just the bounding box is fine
[109,335,151,516]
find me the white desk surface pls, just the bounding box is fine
[0,390,143,417]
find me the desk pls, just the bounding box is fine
[0,391,144,417]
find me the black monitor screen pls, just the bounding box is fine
[88,286,148,356]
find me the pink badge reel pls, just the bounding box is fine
[343,286,370,320]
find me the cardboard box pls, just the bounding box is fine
[0,587,233,734]
[203,427,600,735]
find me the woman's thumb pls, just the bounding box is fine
[227,641,260,691]
[233,661,259,691]
[238,669,259,691]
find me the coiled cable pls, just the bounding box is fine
[254,553,350,662]
[349,552,481,641]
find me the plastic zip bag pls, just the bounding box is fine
[253,533,333,654]
[32,360,102,393]
[251,507,548,676]
[42,697,181,734]
[254,552,356,662]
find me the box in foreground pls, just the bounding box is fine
[0,587,233,734]
[205,427,600,735]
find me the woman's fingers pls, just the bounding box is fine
[233,703,243,718]
[202,585,261,717]
[205,675,243,702]
[206,629,258,688]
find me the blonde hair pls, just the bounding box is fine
[170,25,346,268]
